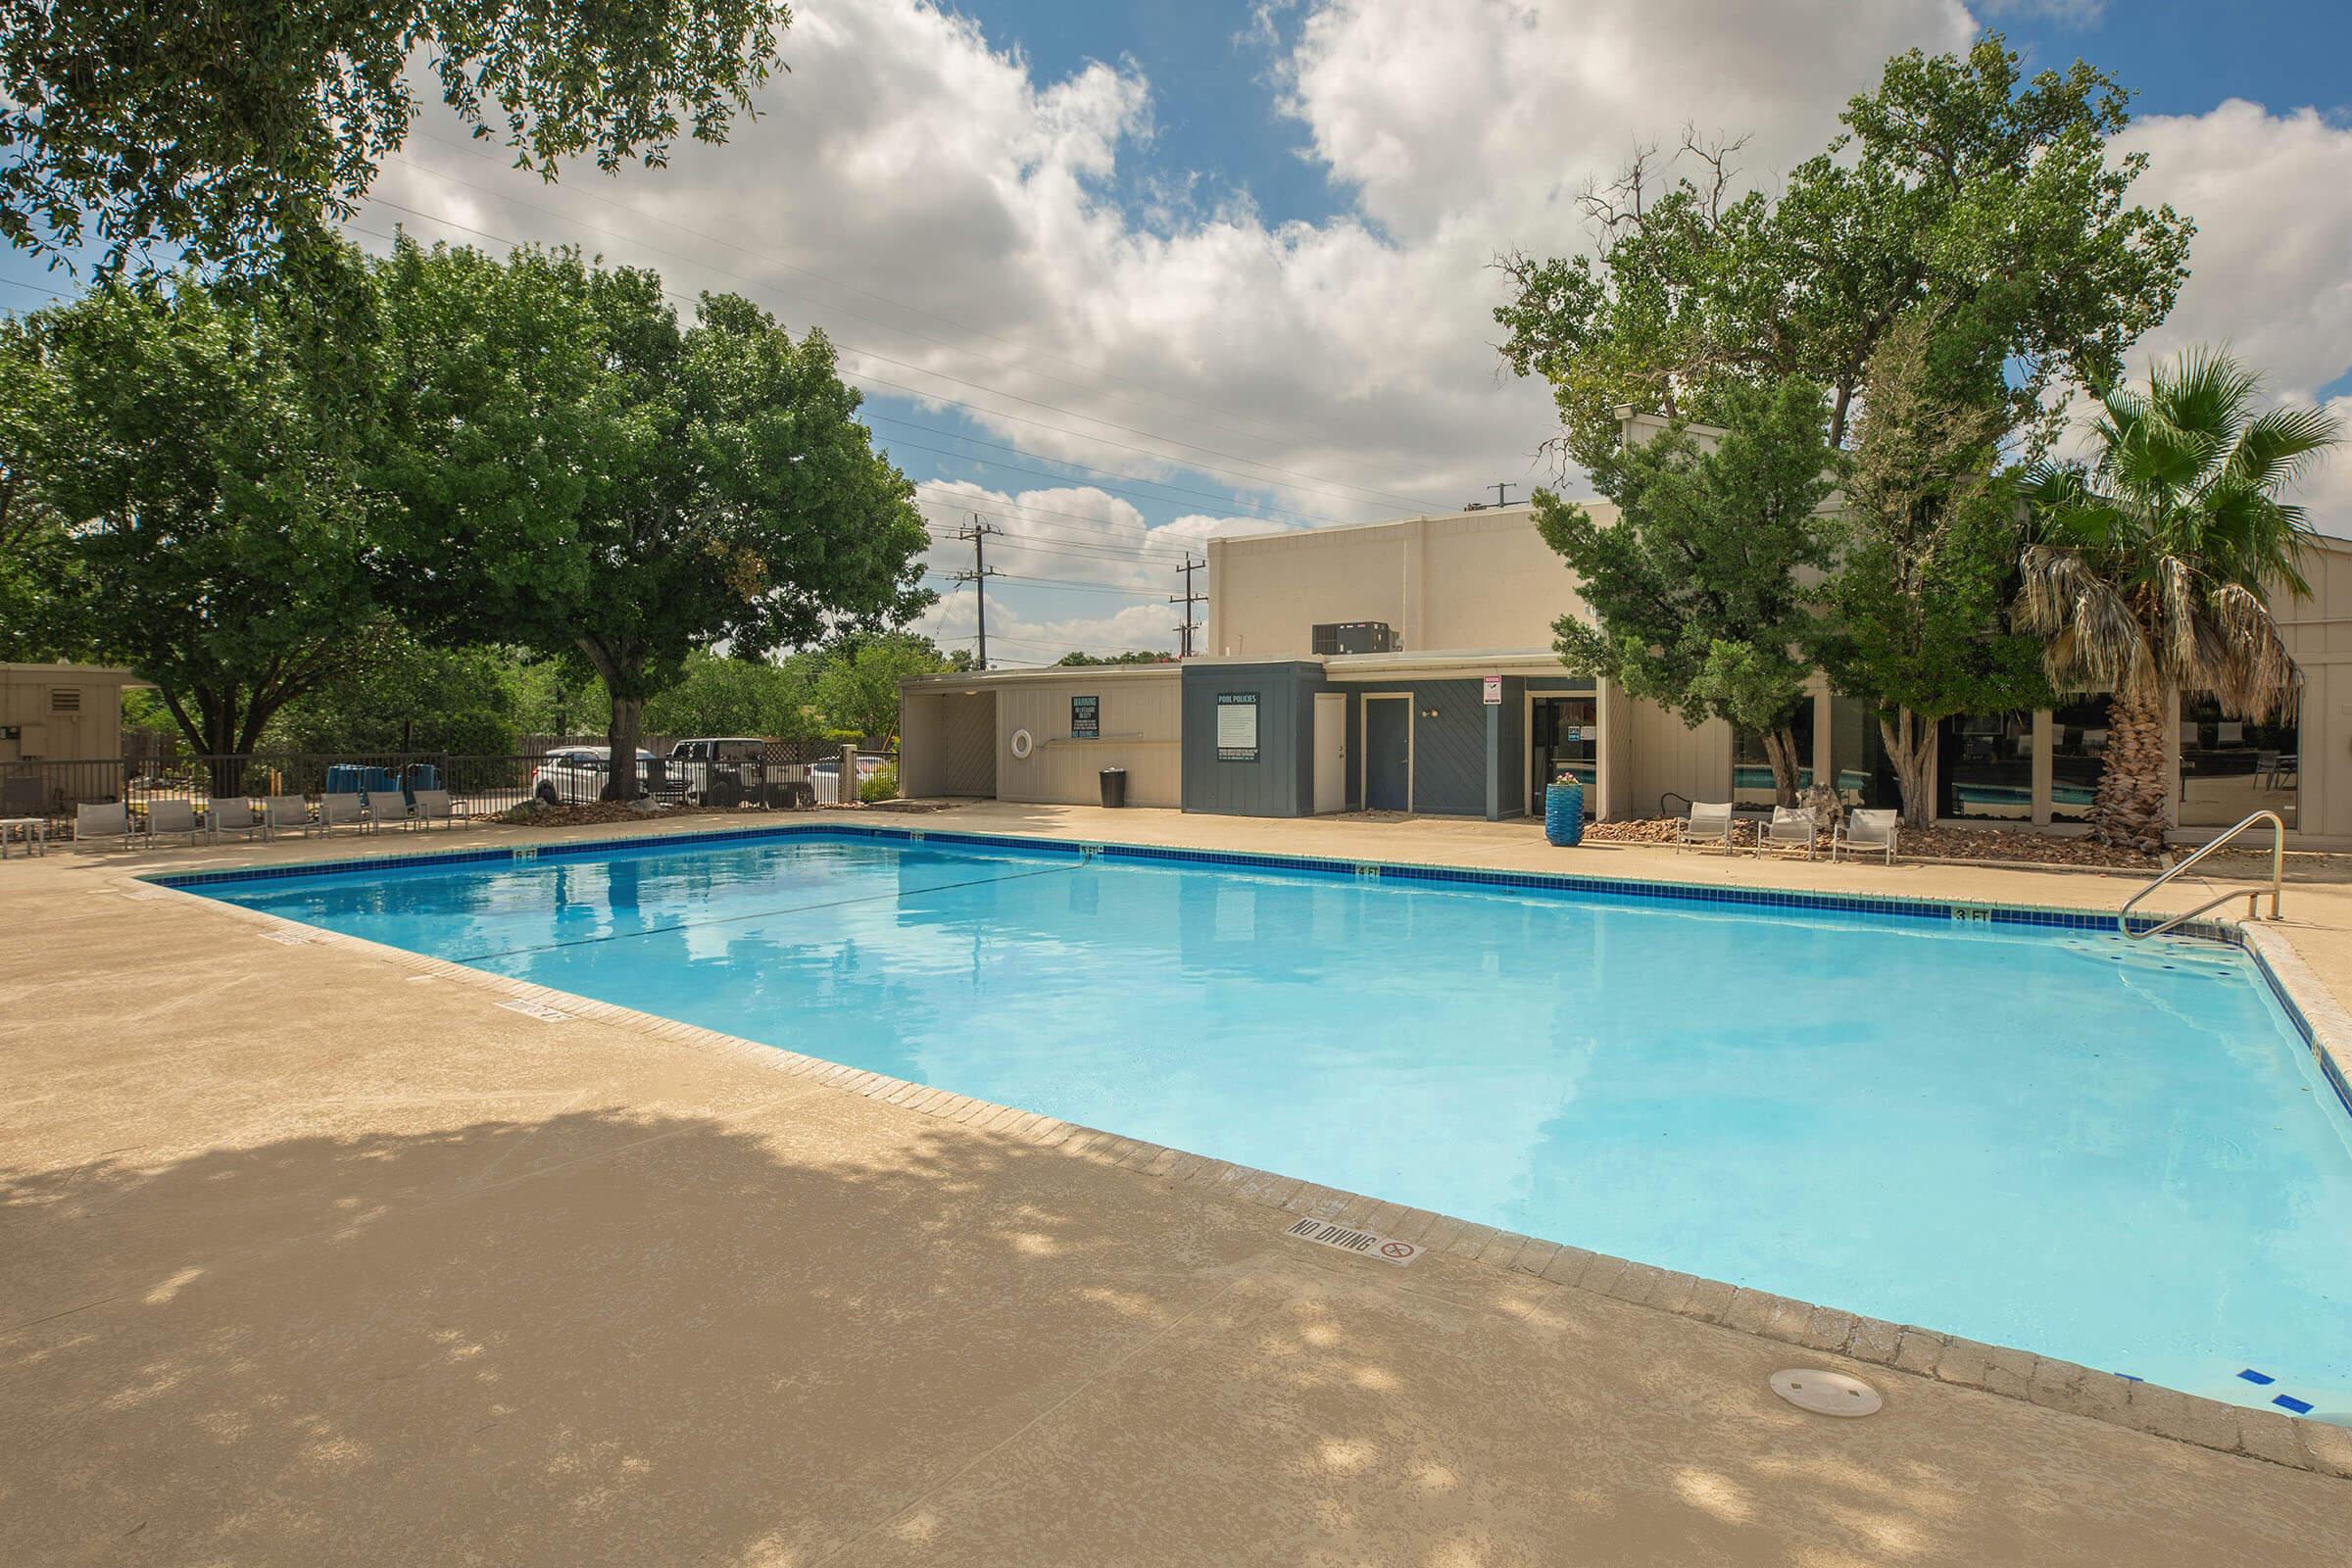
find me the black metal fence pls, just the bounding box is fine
[0,740,898,826]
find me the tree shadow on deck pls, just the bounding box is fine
[2,1106,2338,1567]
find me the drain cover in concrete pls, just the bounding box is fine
[1770,1368,1883,1417]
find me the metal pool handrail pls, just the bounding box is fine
[2119,808,2285,940]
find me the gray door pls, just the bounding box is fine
[1364,699,1410,811]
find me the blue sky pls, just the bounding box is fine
[979,0,2352,234]
[8,1,2352,659]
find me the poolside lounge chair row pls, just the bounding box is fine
[1675,803,1898,863]
[74,791,463,849]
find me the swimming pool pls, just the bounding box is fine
[181,827,2352,1420]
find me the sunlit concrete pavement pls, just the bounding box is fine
[3,806,2347,1566]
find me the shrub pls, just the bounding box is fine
[858,763,898,804]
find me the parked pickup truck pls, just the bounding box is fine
[667,737,809,808]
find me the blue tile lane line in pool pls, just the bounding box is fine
[2241,1368,2278,1385]
[2275,1395,2316,1415]
[175,829,2352,1422]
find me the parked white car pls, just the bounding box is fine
[666,737,769,806]
[808,752,891,805]
[531,746,666,806]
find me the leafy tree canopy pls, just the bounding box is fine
[0,272,386,757]
[813,633,955,747]
[260,635,532,757]
[1534,378,1837,805]
[369,238,932,795]
[1054,650,1173,666]
[1810,311,2049,824]
[1495,32,2192,469]
[641,648,820,740]
[0,0,791,277]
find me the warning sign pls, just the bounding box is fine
[1483,675,1501,705]
[1283,1215,1423,1266]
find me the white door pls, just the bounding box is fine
[1312,693,1347,813]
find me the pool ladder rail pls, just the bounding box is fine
[2119,808,2285,940]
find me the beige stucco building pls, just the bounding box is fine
[0,662,145,764]
[906,491,2352,847]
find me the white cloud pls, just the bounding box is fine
[2114,101,2352,530]
[2123,102,2352,401]
[357,0,2352,628]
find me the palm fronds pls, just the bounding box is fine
[2018,348,2338,720]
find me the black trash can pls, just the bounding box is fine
[1099,767,1127,808]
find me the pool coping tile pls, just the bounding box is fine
[122,830,2352,1482]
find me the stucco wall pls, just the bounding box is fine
[1206,506,1600,659]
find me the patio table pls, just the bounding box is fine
[0,815,48,858]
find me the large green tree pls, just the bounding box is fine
[371,239,931,798]
[1494,33,2191,468]
[2017,350,2340,853]
[261,636,532,757]
[0,0,790,277]
[640,648,820,740]
[812,632,953,747]
[0,275,385,762]
[1535,379,1837,807]
[1812,313,2049,826]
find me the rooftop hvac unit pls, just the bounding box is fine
[1311,621,1399,656]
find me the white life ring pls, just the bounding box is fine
[1009,728,1035,760]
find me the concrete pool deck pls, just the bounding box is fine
[5,803,2350,1565]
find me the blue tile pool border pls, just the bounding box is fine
[154,816,2352,1118]
[148,815,2237,941]
[122,821,2352,1473]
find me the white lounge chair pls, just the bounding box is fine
[1676,801,1735,853]
[74,802,137,850]
[1757,805,1818,859]
[145,799,204,847]
[210,798,266,842]
[262,795,312,838]
[402,788,457,830]
[318,792,372,835]
[1833,808,1897,864]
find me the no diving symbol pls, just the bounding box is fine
[1379,1241,1415,1260]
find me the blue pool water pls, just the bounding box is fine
[191,831,2352,1419]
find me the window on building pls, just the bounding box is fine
[1825,697,1898,809]
[1936,710,2034,820]
[2179,692,2298,829]
[2048,696,2110,823]
[1732,700,1816,807]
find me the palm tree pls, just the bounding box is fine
[2018,349,2340,855]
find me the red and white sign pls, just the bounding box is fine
[1482,675,1501,705]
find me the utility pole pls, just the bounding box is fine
[954,516,1001,668]
[1491,482,1517,508]
[1169,556,1205,659]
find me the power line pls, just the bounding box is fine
[924,570,1169,599]
[864,420,1358,528]
[911,494,1200,553]
[390,136,1448,514]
